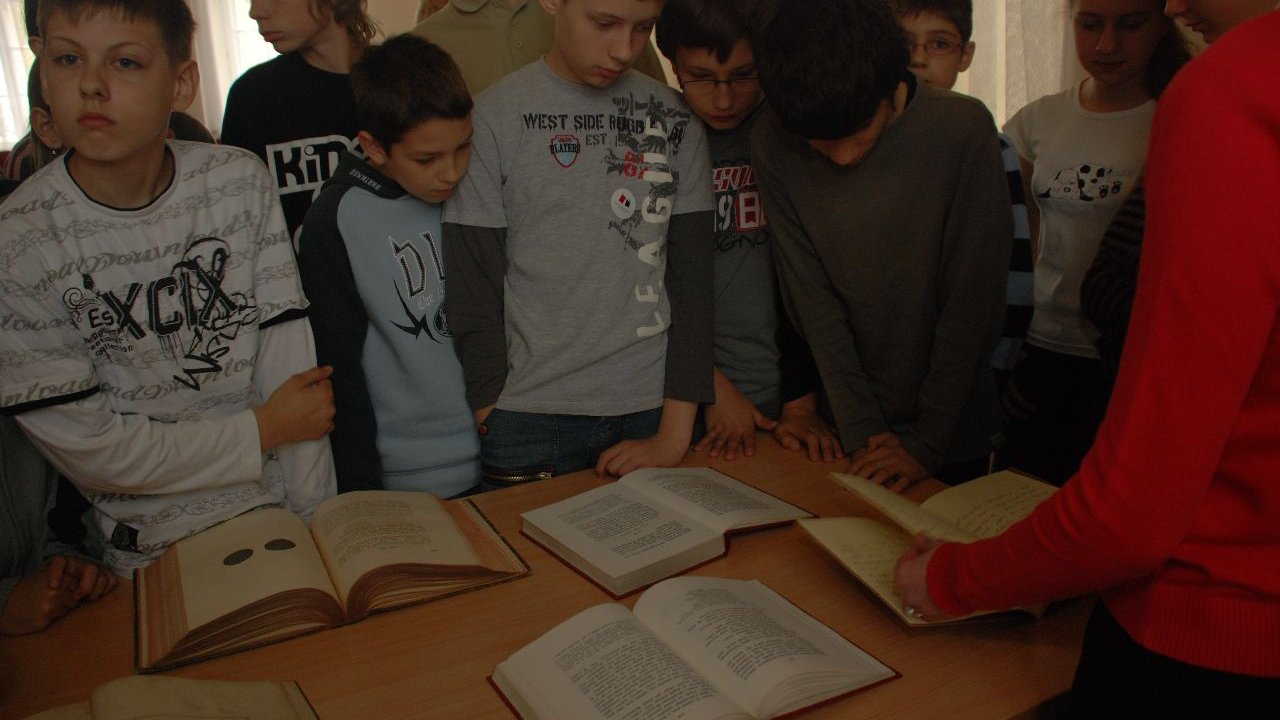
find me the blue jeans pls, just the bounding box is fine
[478,407,663,491]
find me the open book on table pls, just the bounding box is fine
[799,470,1056,626]
[492,576,897,720]
[23,676,316,720]
[521,467,811,596]
[136,491,527,671]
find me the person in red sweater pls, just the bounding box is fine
[895,5,1280,717]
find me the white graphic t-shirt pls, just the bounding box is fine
[1005,83,1155,358]
[446,61,714,415]
[0,141,335,571]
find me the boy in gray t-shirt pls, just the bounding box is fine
[443,0,715,482]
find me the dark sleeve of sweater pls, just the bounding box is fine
[441,223,509,410]
[297,193,383,493]
[1081,176,1146,377]
[754,139,889,451]
[899,125,1012,471]
[662,211,716,404]
[776,303,821,405]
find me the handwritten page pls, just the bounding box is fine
[796,518,929,625]
[919,471,1057,538]
[831,473,976,542]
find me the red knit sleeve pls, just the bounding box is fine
[925,33,1280,616]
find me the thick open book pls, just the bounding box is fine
[521,467,811,596]
[492,576,896,720]
[136,491,527,671]
[23,676,316,720]
[800,470,1057,625]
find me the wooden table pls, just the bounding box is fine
[0,440,1088,719]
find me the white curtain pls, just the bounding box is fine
[0,0,270,149]
[955,0,1080,128]
[0,0,34,148]
[189,0,275,139]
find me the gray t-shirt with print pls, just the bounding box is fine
[708,106,782,417]
[445,61,713,416]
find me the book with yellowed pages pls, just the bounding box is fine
[136,491,527,672]
[520,467,812,597]
[491,576,897,720]
[799,470,1056,626]
[22,676,316,720]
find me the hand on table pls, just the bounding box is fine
[0,555,118,635]
[694,378,776,461]
[773,395,843,463]
[596,431,689,477]
[848,432,927,493]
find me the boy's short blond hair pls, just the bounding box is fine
[37,0,194,63]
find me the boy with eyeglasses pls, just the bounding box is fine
[893,0,1033,390]
[655,0,842,463]
[752,0,1012,489]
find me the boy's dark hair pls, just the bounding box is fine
[754,0,909,140]
[350,34,472,150]
[890,0,972,42]
[38,0,194,63]
[655,0,753,65]
[1145,15,1193,99]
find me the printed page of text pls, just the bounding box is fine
[312,491,479,605]
[522,483,720,584]
[621,468,810,534]
[494,603,750,720]
[635,577,895,718]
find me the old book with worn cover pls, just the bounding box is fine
[800,470,1055,626]
[23,676,317,720]
[136,491,526,671]
[492,576,897,720]
[521,467,812,596]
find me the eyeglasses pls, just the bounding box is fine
[679,76,760,97]
[907,37,964,56]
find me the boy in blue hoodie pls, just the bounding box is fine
[299,35,480,496]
